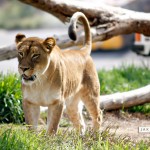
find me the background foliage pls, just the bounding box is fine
[0,0,41,29]
[0,0,64,29]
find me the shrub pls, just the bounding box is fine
[0,73,24,123]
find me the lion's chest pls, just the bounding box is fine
[23,85,61,106]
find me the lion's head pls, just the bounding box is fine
[15,33,56,84]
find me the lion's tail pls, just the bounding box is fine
[68,12,92,55]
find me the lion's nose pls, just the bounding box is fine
[20,66,30,72]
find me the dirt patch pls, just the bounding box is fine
[101,111,150,142]
[40,110,150,142]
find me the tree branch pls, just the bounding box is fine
[19,0,150,40]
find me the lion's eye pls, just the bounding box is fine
[18,52,24,58]
[32,54,40,60]
[46,44,52,49]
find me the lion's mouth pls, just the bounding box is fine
[22,74,36,81]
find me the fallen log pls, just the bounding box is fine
[100,85,150,110]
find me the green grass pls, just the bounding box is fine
[98,65,150,95]
[0,125,149,150]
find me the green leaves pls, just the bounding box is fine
[0,73,24,123]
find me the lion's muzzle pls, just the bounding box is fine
[22,74,36,81]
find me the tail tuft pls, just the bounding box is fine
[68,24,77,41]
[68,12,91,55]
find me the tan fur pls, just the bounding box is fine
[16,12,102,134]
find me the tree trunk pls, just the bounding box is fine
[100,85,150,110]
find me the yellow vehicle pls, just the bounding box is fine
[92,36,124,51]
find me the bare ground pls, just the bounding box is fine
[100,111,150,142]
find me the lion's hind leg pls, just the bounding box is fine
[65,95,85,134]
[81,89,102,131]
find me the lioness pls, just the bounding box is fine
[15,12,102,134]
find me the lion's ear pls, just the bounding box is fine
[15,33,26,44]
[43,37,56,52]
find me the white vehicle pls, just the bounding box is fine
[133,33,150,56]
